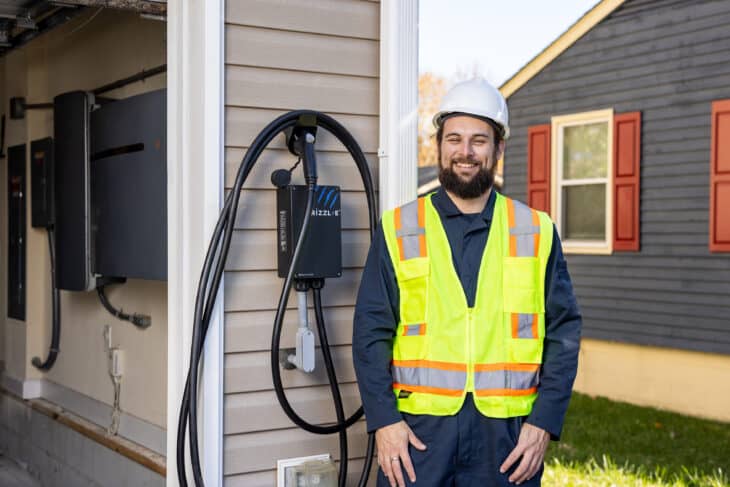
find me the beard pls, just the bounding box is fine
[438,156,495,199]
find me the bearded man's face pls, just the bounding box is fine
[438,116,504,199]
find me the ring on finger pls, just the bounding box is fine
[390,456,399,462]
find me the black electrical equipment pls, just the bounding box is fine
[90,89,167,281]
[276,185,342,279]
[30,137,54,229]
[1,115,6,158]
[177,111,377,487]
[54,91,96,292]
[8,144,26,321]
[28,136,63,370]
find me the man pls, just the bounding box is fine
[353,78,582,486]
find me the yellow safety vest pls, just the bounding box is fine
[381,192,553,418]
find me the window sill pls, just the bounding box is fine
[562,242,613,255]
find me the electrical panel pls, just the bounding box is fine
[7,144,26,320]
[90,89,167,281]
[30,137,54,228]
[54,91,96,291]
[276,185,342,279]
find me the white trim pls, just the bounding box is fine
[166,0,224,485]
[551,108,614,254]
[0,373,42,399]
[379,0,419,212]
[201,0,225,484]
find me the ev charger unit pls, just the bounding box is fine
[277,184,342,279]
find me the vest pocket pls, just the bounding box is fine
[398,257,429,324]
[503,256,545,362]
[502,256,542,313]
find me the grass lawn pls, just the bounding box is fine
[543,393,730,486]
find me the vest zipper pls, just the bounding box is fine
[466,307,474,393]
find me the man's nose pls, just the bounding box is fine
[460,142,474,158]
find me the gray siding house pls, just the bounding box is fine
[501,0,730,421]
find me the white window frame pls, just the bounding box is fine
[551,108,614,254]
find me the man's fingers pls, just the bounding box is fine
[379,456,395,487]
[390,457,407,487]
[508,450,533,484]
[407,430,427,451]
[526,454,543,481]
[399,449,417,483]
[499,443,524,474]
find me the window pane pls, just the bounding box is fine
[563,122,608,179]
[562,184,606,240]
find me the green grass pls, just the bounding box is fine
[543,393,730,486]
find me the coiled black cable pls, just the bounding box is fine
[178,110,378,486]
[32,228,60,371]
[313,285,348,486]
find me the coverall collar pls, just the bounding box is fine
[432,186,497,223]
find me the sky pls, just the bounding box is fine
[419,0,601,86]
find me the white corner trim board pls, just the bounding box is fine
[166,0,225,485]
[379,0,419,213]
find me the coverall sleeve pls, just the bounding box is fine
[526,227,582,440]
[352,223,403,433]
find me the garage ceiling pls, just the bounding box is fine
[0,0,166,56]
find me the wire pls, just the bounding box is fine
[97,283,151,328]
[178,111,378,487]
[313,285,348,487]
[32,228,60,371]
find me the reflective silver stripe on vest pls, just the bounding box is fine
[398,199,423,260]
[516,313,535,338]
[392,366,467,390]
[403,324,423,336]
[474,369,540,391]
[510,199,538,257]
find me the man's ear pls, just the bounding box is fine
[495,140,506,162]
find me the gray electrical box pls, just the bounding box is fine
[90,89,167,281]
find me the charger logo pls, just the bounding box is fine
[312,208,341,217]
[313,186,341,217]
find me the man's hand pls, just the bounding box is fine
[376,420,427,487]
[499,422,550,484]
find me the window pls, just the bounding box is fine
[527,110,641,255]
[552,109,614,254]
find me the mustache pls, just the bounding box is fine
[449,155,481,165]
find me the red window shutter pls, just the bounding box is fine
[710,100,730,252]
[527,124,551,213]
[613,112,641,251]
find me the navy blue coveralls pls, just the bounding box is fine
[353,188,582,486]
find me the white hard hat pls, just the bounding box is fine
[432,78,510,139]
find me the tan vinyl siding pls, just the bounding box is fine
[223,1,379,483]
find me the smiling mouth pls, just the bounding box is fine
[454,162,479,169]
